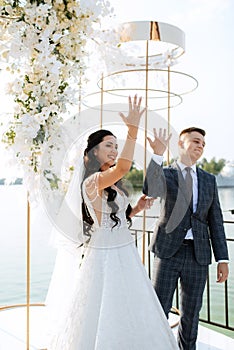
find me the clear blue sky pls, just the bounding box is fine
[109,0,234,162]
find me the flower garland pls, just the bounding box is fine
[0,0,113,199]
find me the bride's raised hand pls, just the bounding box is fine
[108,95,145,182]
[119,95,146,133]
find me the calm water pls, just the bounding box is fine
[0,185,234,331]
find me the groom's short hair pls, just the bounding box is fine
[179,127,206,138]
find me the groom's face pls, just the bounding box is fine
[179,131,205,164]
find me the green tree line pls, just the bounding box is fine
[197,157,226,175]
[124,158,226,190]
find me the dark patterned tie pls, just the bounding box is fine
[185,167,193,211]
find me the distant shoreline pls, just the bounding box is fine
[1,177,234,188]
[0,178,23,185]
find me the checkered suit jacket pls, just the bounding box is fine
[143,160,229,265]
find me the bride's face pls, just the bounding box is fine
[95,135,118,169]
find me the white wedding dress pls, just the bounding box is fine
[46,173,178,350]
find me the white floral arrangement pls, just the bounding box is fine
[0,0,114,200]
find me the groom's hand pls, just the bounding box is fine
[147,128,172,156]
[216,262,229,283]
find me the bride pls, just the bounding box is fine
[45,95,178,349]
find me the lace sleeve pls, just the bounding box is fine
[82,173,103,226]
[82,172,102,206]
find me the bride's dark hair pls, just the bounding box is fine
[82,129,132,234]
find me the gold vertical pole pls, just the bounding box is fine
[142,40,149,265]
[100,73,104,128]
[167,66,171,165]
[26,196,30,349]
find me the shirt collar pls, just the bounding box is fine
[177,161,196,173]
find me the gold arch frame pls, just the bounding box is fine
[94,21,197,264]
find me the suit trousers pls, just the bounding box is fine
[152,241,208,350]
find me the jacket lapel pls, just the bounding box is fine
[171,161,188,201]
[164,162,192,234]
[195,167,204,214]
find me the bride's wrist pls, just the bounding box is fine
[127,128,138,141]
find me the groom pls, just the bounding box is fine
[143,127,229,350]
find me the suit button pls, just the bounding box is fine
[183,228,187,232]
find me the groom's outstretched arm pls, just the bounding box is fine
[143,158,165,198]
[143,128,171,198]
